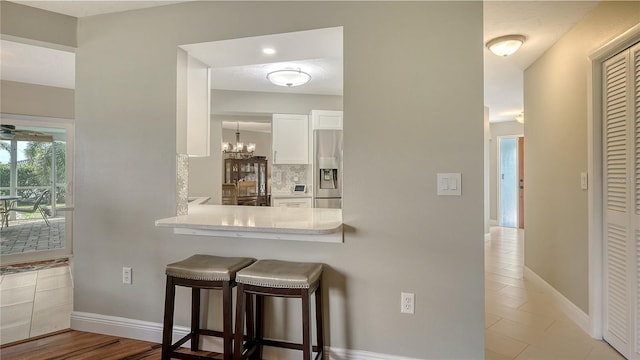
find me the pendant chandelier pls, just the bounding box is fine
[222,123,256,159]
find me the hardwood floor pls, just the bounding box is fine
[0,329,223,360]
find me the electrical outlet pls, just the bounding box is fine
[122,267,132,285]
[401,292,415,314]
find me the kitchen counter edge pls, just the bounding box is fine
[155,204,343,243]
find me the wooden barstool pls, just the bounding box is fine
[233,259,324,360]
[162,254,256,360]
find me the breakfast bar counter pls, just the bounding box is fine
[155,205,343,243]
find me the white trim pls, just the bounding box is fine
[0,34,76,53]
[71,311,185,344]
[328,347,423,360]
[523,267,591,335]
[587,23,640,339]
[485,232,491,242]
[70,312,424,360]
[171,227,343,243]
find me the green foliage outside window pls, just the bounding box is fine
[0,141,66,204]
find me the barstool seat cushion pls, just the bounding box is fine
[236,259,323,289]
[166,255,255,281]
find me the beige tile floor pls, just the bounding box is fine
[485,227,624,360]
[0,264,73,345]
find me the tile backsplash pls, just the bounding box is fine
[176,153,188,215]
[271,164,310,193]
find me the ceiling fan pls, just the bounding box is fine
[0,125,53,142]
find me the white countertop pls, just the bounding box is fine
[155,204,342,243]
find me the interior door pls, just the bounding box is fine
[602,42,640,360]
[518,137,524,229]
[499,137,518,228]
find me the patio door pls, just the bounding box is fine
[0,118,74,264]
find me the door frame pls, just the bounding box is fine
[0,114,75,266]
[587,23,640,339]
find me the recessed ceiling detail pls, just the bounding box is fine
[180,27,343,96]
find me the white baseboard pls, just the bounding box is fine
[522,267,591,335]
[328,347,423,360]
[70,312,422,360]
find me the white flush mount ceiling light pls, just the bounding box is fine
[267,69,311,87]
[486,35,526,57]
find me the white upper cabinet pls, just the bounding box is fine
[311,110,343,130]
[272,114,309,164]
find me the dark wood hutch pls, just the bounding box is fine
[224,157,268,206]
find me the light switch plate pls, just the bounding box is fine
[437,173,461,196]
[580,172,588,190]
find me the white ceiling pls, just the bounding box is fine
[483,1,599,122]
[180,27,343,96]
[11,0,190,18]
[0,1,602,123]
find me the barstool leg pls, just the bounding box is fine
[302,288,311,360]
[161,276,176,360]
[191,287,201,351]
[233,284,246,360]
[252,295,264,360]
[222,282,232,360]
[315,280,324,359]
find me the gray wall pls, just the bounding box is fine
[5,1,485,358]
[0,1,76,49]
[524,1,640,313]
[1,80,75,119]
[212,89,342,115]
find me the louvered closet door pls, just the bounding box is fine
[603,42,640,360]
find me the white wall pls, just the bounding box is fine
[524,1,640,313]
[70,2,484,358]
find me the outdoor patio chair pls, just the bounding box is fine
[8,189,52,226]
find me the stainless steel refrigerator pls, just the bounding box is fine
[313,130,343,208]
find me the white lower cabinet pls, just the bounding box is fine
[272,197,312,208]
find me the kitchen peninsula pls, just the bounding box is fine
[155,204,343,243]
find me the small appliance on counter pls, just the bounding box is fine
[293,184,307,194]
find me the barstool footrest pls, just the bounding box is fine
[258,339,322,353]
[168,351,223,360]
[168,331,231,359]
[170,333,194,350]
[199,329,224,338]
[170,330,226,351]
